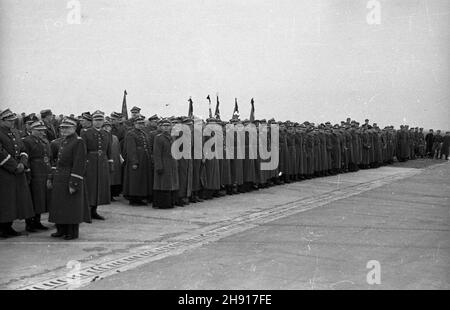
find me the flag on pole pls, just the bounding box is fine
[250,98,255,122]
[214,94,221,120]
[188,97,193,117]
[207,95,212,118]
[121,90,128,120]
[232,98,240,119]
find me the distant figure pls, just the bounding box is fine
[441,132,450,160]
[432,130,443,159]
[425,129,434,157]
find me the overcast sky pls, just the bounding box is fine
[0,0,448,129]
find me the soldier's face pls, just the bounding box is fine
[161,124,171,133]
[32,129,45,138]
[60,126,75,137]
[134,123,144,130]
[80,119,91,128]
[2,120,15,128]
[93,119,104,129]
[103,125,112,133]
[131,112,139,119]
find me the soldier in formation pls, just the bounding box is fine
[1,104,445,239]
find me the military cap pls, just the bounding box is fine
[110,112,122,119]
[60,116,78,128]
[207,117,221,124]
[182,117,194,124]
[158,118,172,126]
[30,120,47,131]
[81,112,92,121]
[267,118,276,124]
[40,109,52,118]
[130,106,141,113]
[259,119,267,123]
[134,115,146,124]
[148,114,159,121]
[0,109,18,121]
[92,110,105,121]
[229,118,241,124]
[23,114,38,124]
[172,117,183,124]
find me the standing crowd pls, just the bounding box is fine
[1,107,449,240]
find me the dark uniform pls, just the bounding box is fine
[81,124,113,218]
[122,119,153,205]
[0,109,35,238]
[49,119,90,240]
[22,123,52,231]
[40,109,58,142]
[153,122,179,209]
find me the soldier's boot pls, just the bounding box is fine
[25,217,37,233]
[33,214,48,230]
[91,206,105,220]
[175,198,185,207]
[64,224,78,240]
[51,224,65,237]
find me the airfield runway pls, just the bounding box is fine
[1,159,448,290]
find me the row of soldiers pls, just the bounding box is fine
[1,107,448,240]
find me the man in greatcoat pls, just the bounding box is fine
[48,117,90,240]
[81,110,112,220]
[153,119,179,209]
[22,120,52,232]
[122,115,153,206]
[0,109,35,238]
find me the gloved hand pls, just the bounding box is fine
[69,186,77,194]
[15,163,25,174]
[47,179,53,190]
[132,164,138,170]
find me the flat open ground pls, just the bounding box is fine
[1,159,448,290]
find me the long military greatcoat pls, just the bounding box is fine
[153,132,178,191]
[123,128,154,197]
[110,134,122,186]
[81,128,112,206]
[203,134,221,190]
[0,126,34,222]
[22,134,52,214]
[49,134,90,224]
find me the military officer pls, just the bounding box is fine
[202,117,222,199]
[76,112,92,135]
[174,117,193,206]
[110,112,126,143]
[103,120,123,200]
[153,119,179,209]
[81,111,112,220]
[48,116,90,240]
[40,109,58,142]
[0,109,35,238]
[22,121,52,232]
[122,115,153,206]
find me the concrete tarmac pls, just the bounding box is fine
[1,159,448,290]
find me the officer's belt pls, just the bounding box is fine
[89,151,105,155]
